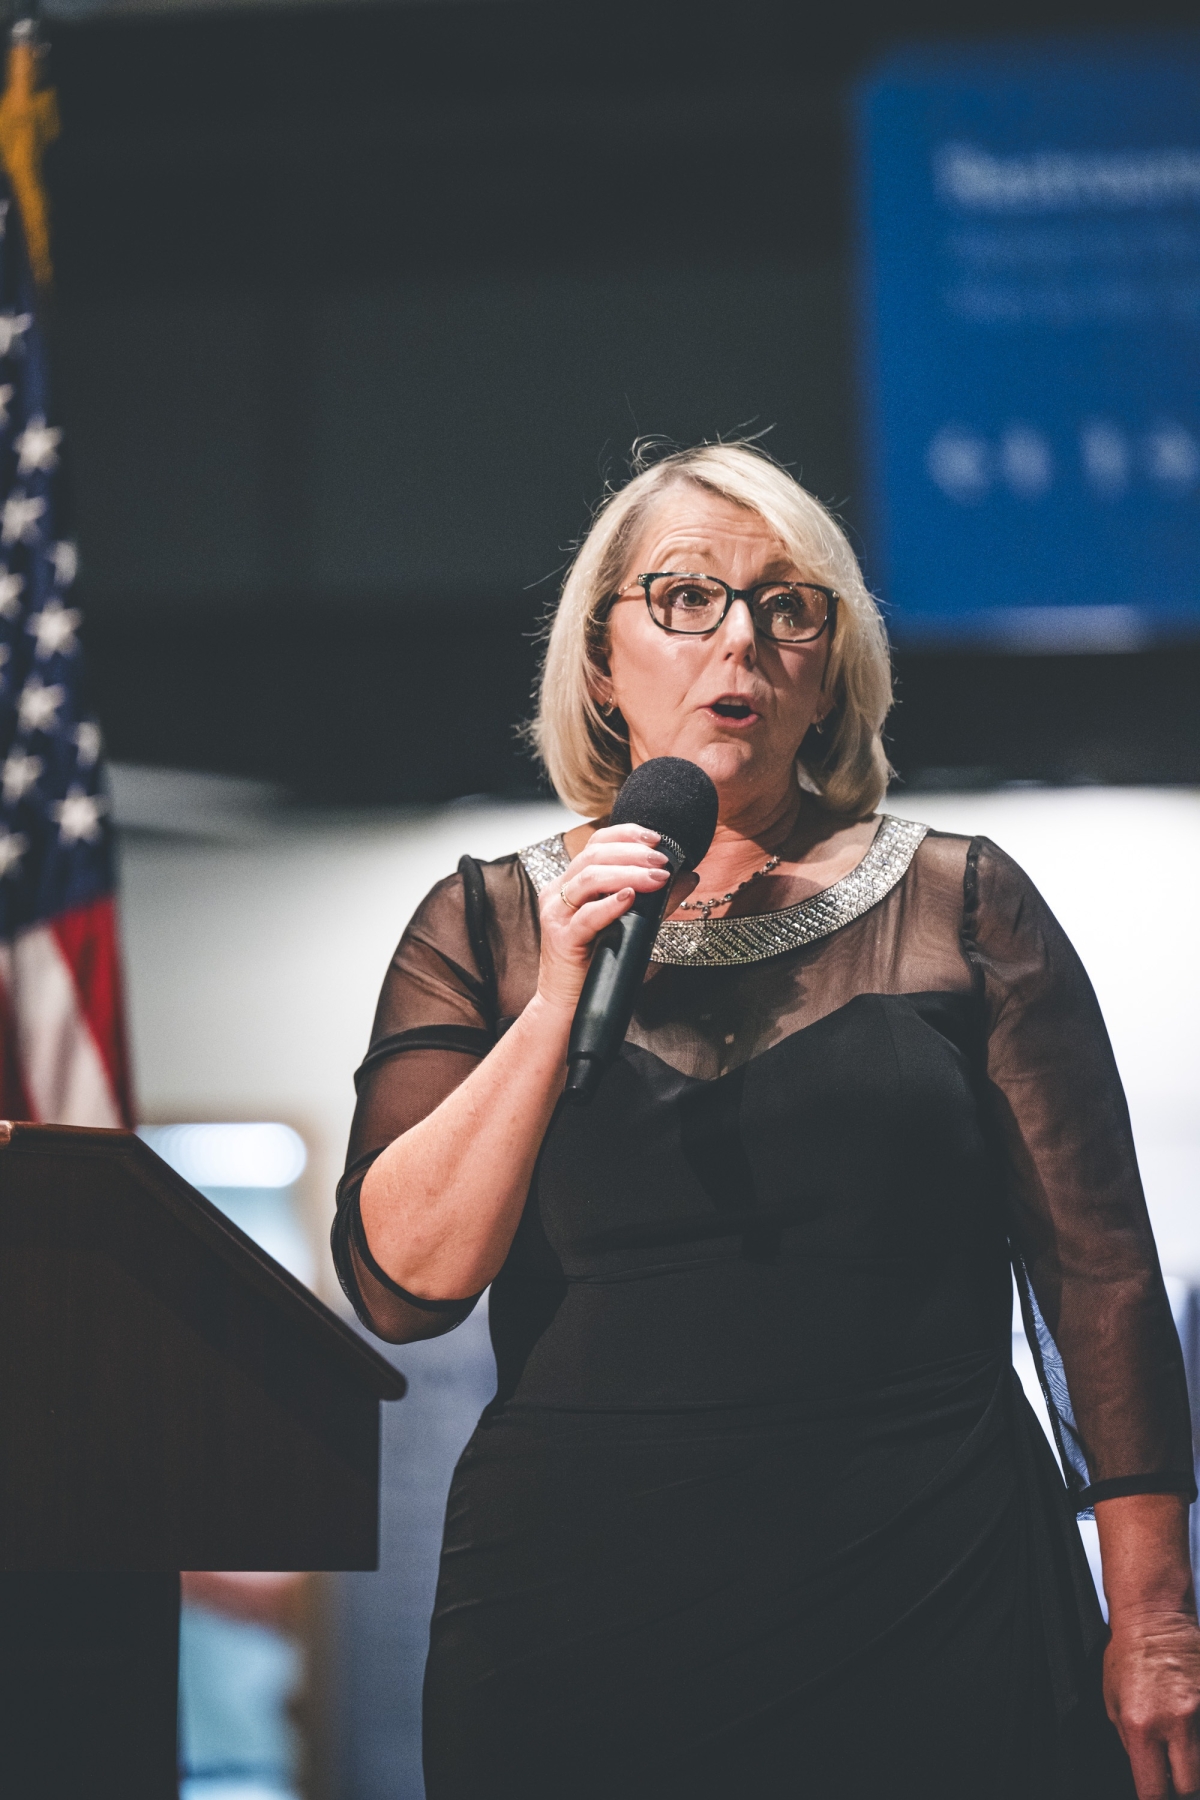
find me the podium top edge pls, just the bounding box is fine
[0,1119,125,1146]
[0,1121,408,1401]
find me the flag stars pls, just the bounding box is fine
[0,311,32,358]
[15,414,61,476]
[0,566,23,617]
[27,598,80,660]
[2,748,42,803]
[2,489,45,546]
[0,385,14,430]
[52,785,107,846]
[0,828,27,879]
[17,675,64,734]
[50,540,77,587]
[76,720,102,768]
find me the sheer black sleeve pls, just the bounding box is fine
[966,837,1195,1509]
[332,857,501,1343]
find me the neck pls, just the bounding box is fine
[696,783,805,886]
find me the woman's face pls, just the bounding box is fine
[599,487,832,813]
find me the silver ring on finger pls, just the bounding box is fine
[559,880,582,912]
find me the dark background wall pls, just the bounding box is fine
[44,0,1200,802]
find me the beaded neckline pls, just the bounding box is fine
[516,814,929,968]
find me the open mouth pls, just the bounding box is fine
[709,699,755,720]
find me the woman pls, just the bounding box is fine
[334,443,1200,1799]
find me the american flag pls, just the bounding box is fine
[0,158,132,1127]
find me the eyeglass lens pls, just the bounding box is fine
[646,575,829,641]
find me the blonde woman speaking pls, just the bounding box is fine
[335,444,1199,1800]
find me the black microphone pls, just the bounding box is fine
[563,757,719,1104]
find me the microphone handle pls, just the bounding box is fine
[563,851,682,1105]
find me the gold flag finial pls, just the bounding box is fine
[0,24,60,289]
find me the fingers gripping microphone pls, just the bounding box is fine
[563,757,719,1104]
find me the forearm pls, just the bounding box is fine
[359,992,574,1299]
[1096,1493,1195,1623]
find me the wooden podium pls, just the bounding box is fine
[0,1121,407,1800]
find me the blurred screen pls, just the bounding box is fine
[856,35,1200,649]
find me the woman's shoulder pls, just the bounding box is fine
[473,845,552,942]
[905,822,972,890]
[394,846,543,1016]
[899,821,1058,953]
[889,816,1044,929]
[901,819,1026,885]
[399,845,538,945]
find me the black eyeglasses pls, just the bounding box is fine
[619,572,838,643]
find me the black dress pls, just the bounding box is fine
[333,818,1195,1800]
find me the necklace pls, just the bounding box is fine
[674,853,782,923]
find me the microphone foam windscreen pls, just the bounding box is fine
[609,757,719,872]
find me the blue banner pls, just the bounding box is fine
[856,37,1200,648]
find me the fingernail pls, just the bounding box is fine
[640,829,659,843]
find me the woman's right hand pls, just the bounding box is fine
[536,824,676,1014]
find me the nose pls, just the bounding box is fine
[716,597,757,659]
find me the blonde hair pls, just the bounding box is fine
[529,442,894,820]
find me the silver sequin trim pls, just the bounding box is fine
[652,815,928,965]
[516,815,929,967]
[518,834,571,893]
